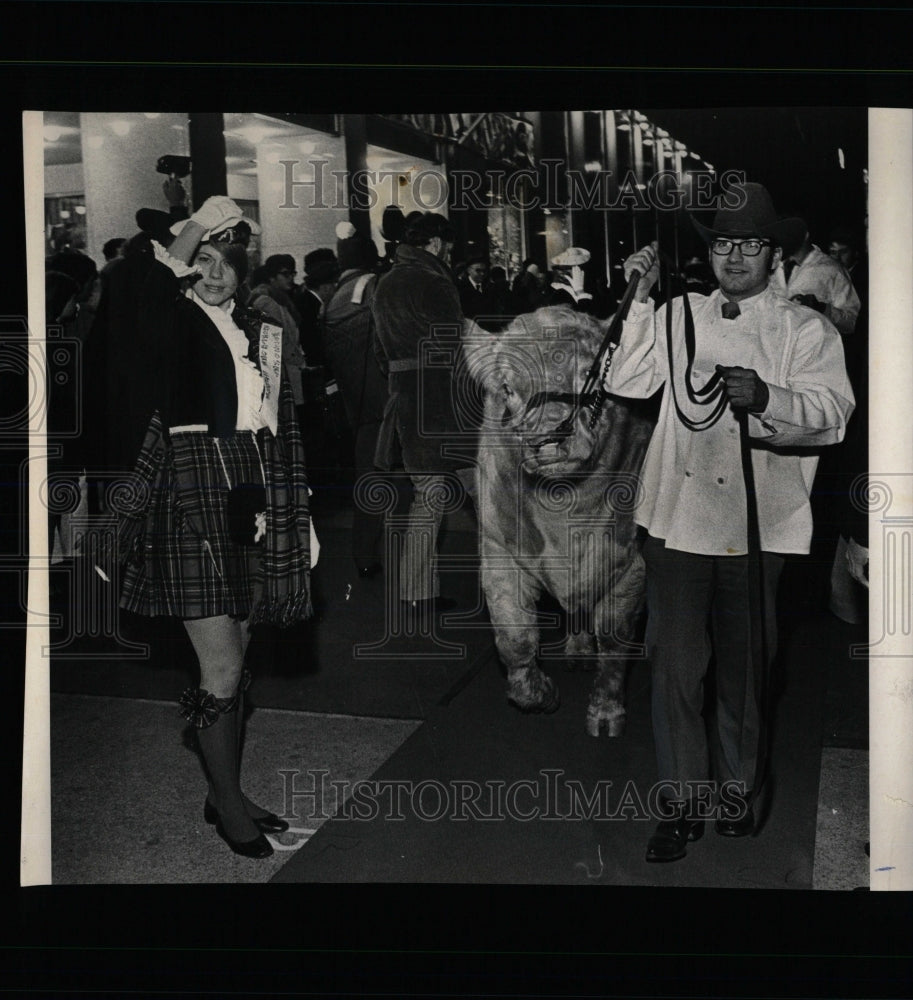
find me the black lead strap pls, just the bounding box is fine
[738,406,770,822]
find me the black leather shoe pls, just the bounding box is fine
[715,790,755,837]
[209,809,274,859]
[205,799,289,836]
[645,812,705,863]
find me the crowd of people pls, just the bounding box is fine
[43,174,865,864]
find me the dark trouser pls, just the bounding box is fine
[351,421,386,566]
[643,534,784,799]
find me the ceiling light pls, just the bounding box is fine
[232,125,273,144]
[299,140,316,155]
[74,206,86,215]
[43,126,65,142]
[109,120,132,137]
[143,113,161,120]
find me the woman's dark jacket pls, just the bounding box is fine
[82,252,260,476]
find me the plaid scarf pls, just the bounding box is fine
[234,301,313,624]
[249,369,313,626]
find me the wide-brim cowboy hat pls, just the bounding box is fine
[690,181,806,249]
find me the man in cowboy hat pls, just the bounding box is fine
[607,182,855,863]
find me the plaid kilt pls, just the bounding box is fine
[118,379,312,625]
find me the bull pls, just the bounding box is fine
[461,305,655,735]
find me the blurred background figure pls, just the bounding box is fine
[457,253,492,320]
[827,223,868,396]
[546,247,593,311]
[100,237,127,286]
[247,255,307,422]
[511,257,546,315]
[487,265,515,322]
[323,222,391,578]
[44,263,85,564]
[681,255,717,297]
[294,248,343,507]
[772,220,860,338]
[378,205,406,275]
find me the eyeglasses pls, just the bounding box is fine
[710,238,772,257]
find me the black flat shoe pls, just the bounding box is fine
[204,799,289,836]
[714,791,755,838]
[214,819,274,859]
[645,813,705,863]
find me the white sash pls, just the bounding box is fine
[258,321,283,435]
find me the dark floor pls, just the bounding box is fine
[41,492,869,886]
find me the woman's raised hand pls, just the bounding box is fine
[189,196,244,232]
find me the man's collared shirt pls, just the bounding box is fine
[608,286,855,556]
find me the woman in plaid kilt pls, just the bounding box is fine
[114,196,313,859]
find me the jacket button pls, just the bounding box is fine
[717,477,725,484]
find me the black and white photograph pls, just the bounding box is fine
[21,102,908,891]
[4,8,913,993]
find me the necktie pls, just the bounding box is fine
[783,258,797,285]
[721,301,741,320]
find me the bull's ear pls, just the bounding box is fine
[461,317,498,385]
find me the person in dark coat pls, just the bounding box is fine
[457,254,492,319]
[294,248,341,500]
[378,205,406,275]
[371,212,475,611]
[511,257,547,315]
[323,223,390,577]
[487,265,515,322]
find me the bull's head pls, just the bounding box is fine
[462,305,612,478]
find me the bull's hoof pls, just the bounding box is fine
[507,691,560,715]
[506,674,560,715]
[585,707,626,738]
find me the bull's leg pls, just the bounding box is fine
[481,556,559,714]
[587,552,646,737]
[560,615,597,670]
